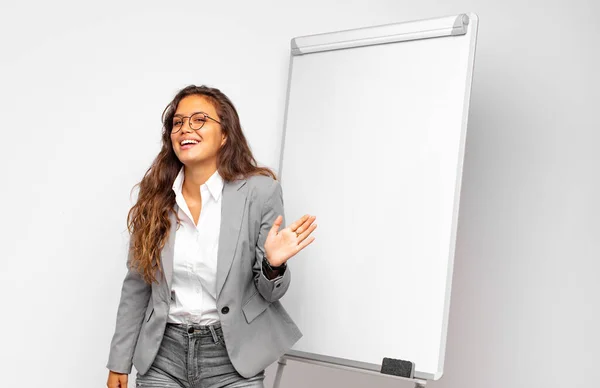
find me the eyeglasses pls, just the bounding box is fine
[171,112,221,134]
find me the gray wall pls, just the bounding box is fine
[1,1,598,387]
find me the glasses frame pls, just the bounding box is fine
[171,111,221,134]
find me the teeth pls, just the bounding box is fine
[181,140,199,145]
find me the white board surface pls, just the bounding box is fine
[278,13,478,380]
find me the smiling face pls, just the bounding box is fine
[170,95,227,169]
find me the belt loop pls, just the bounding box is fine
[208,325,219,344]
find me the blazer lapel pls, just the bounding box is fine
[158,209,178,298]
[159,178,248,301]
[216,178,247,299]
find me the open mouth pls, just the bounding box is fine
[180,140,200,150]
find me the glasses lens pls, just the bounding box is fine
[172,117,183,133]
[190,113,207,130]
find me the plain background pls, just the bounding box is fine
[0,1,598,388]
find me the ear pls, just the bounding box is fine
[221,134,227,147]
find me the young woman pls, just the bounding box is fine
[106,85,316,388]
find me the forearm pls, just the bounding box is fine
[262,253,287,280]
[255,259,291,302]
[106,250,152,374]
[252,179,292,302]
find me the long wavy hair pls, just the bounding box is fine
[127,85,276,284]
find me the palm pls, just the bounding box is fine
[264,214,317,267]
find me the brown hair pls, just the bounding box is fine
[127,85,276,284]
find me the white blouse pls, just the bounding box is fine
[167,166,223,325]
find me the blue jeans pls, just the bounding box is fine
[135,322,265,388]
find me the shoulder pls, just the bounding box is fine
[244,174,282,204]
[245,174,281,196]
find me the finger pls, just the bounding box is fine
[291,214,312,233]
[298,215,316,232]
[290,214,310,232]
[296,222,317,243]
[268,215,283,237]
[296,236,316,252]
[290,214,316,234]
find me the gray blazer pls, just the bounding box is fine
[106,175,302,378]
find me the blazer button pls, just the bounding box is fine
[221,306,229,314]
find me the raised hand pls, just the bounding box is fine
[264,214,317,267]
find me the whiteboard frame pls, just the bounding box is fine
[277,12,479,382]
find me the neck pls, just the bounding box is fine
[182,163,218,200]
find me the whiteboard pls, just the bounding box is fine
[278,13,478,380]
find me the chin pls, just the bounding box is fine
[182,156,211,166]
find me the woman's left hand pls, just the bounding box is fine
[264,214,317,267]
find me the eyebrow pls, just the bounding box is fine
[173,111,206,117]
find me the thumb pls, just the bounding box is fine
[268,215,283,237]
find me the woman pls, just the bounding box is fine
[106,85,316,388]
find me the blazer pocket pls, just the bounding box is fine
[242,291,270,324]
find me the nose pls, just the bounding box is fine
[181,118,194,133]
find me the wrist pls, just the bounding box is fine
[262,256,287,279]
[265,253,285,268]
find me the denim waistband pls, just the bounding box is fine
[166,321,223,337]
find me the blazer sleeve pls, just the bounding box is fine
[253,179,292,303]
[106,240,152,374]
